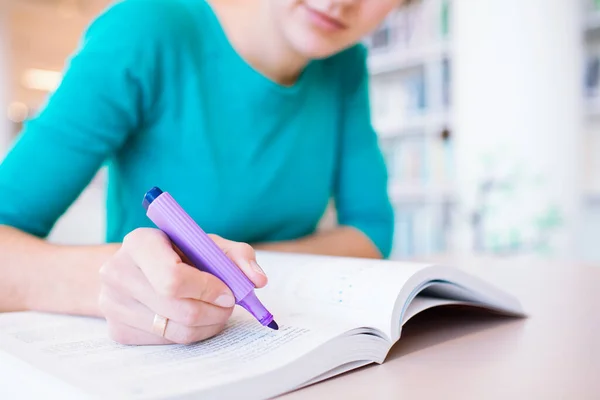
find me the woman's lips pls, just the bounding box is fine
[302,4,348,33]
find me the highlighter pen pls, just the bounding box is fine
[142,187,279,330]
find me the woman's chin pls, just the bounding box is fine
[288,36,348,60]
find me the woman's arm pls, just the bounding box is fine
[253,226,382,258]
[0,223,268,346]
[0,225,117,315]
[0,2,171,314]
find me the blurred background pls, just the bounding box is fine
[0,0,599,265]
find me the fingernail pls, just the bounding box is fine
[214,293,235,308]
[249,260,266,276]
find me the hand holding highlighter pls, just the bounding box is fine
[142,187,279,330]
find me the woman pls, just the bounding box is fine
[0,0,401,345]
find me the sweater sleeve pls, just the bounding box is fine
[333,45,395,258]
[0,0,173,237]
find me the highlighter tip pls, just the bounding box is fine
[267,320,279,330]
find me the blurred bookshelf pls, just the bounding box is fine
[584,1,600,113]
[585,5,600,35]
[582,1,600,263]
[583,0,600,205]
[364,0,600,261]
[363,0,454,259]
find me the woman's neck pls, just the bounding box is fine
[208,0,309,86]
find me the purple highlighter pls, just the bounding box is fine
[143,187,279,330]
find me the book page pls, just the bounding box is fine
[255,252,431,338]
[0,307,358,399]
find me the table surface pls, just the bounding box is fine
[280,255,600,400]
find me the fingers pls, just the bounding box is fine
[121,229,236,306]
[100,228,266,346]
[100,252,234,327]
[107,320,171,346]
[151,261,237,307]
[209,234,268,288]
[122,228,181,289]
[100,286,228,345]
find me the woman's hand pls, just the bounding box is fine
[98,228,267,345]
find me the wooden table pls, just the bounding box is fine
[280,255,600,400]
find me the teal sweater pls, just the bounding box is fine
[0,0,395,257]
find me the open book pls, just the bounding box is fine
[0,252,524,399]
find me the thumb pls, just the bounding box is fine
[208,234,268,288]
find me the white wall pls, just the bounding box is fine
[451,0,585,260]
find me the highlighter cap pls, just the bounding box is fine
[143,186,163,210]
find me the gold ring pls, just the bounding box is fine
[151,314,169,337]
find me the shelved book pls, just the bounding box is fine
[0,252,525,400]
